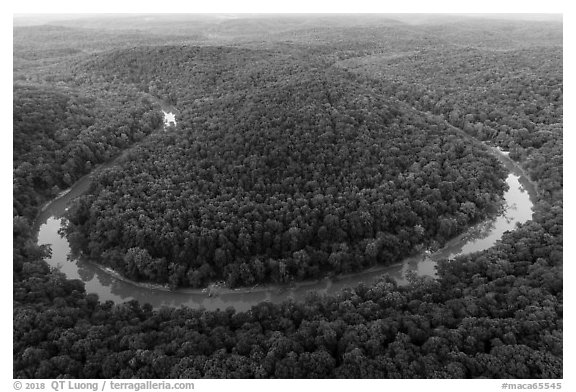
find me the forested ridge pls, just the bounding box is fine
[13,83,163,220]
[13,16,562,379]
[62,49,507,288]
[339,43,562,197]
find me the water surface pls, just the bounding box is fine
[35,147,536,312]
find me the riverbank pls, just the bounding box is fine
[35,142,536,311]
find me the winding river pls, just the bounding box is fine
[34,142,536,312]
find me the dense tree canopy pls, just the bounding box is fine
[63,53,507,288]
[13,15,562,379]
[13,83,163,220]
[13,209,562,378]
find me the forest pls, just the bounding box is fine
[13,14,562,379]
[61,48,507,288]
[13,83,163,220]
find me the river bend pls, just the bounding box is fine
[35,146,536,312]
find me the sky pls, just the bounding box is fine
[7,0,568,14]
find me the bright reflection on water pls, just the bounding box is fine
[36,148,535,312]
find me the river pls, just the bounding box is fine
[35,146,536,312]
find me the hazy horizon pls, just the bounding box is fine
[13,12,563,27]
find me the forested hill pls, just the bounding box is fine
[72,45,279,104]
[62,46,507,288]
[13,24,204,64]
[13,83,163,220]
[13,16,562,379]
